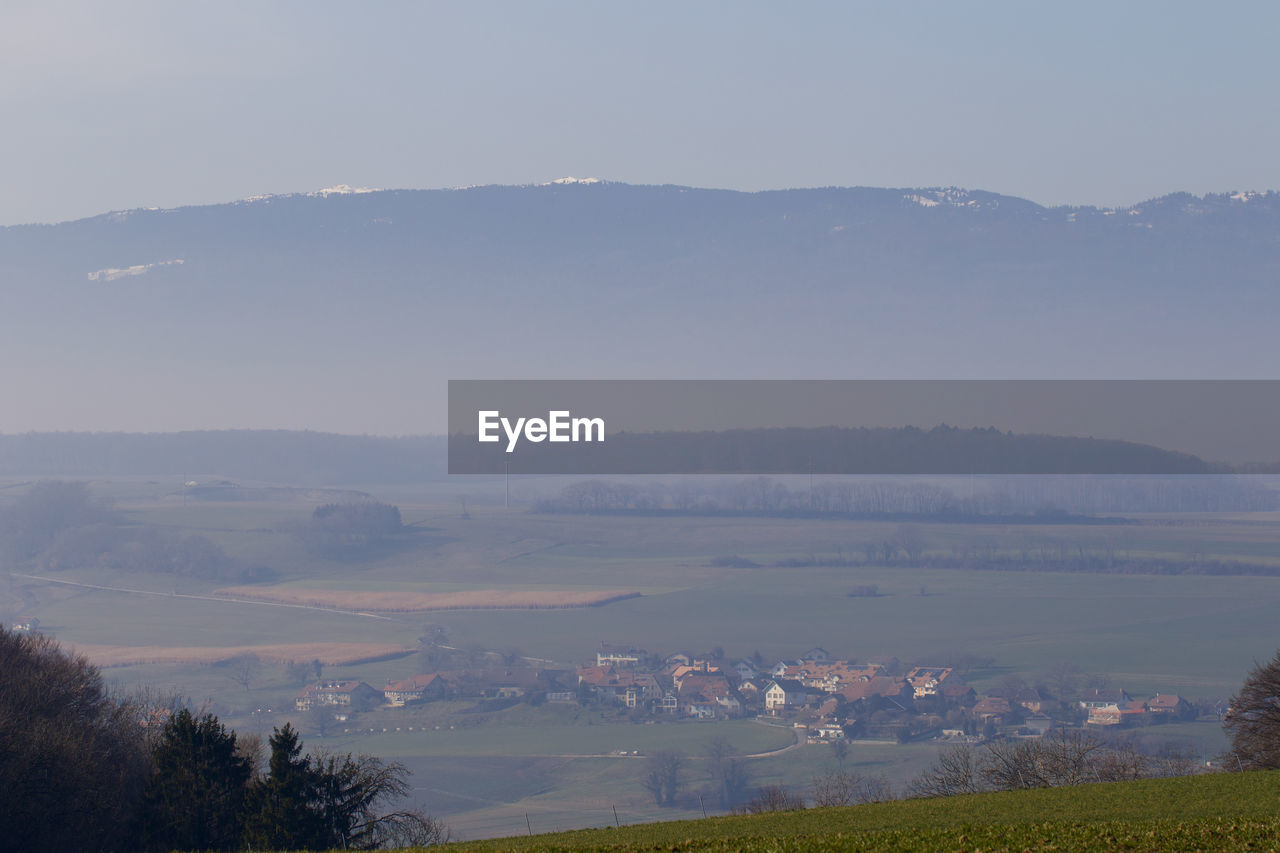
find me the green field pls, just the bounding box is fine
[441,770,1280,852]
[3,480,1277,838]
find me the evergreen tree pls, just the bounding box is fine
[136,709,250,851]
[243,723,325,850]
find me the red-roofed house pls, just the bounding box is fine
[836,676,911,705]
[383,674,444,706]
[1146,694,1192,719]
[972,696,1012,724]
[906,667,954,698]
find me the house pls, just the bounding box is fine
[597,643,646,668]
[1079,688,1130,710]
[676,673,739,718]
[296,681,379,712]
[809,724,846,742]
[972,696,1012,724]
[732,660,759,680]
[382,674,444,706]
[1146,693,1192,719]
[1022,714,1054,737]
[468,667,554,698]
[578,665,661,705]
[802,647,832,662]
[835,676,911,706]
[664,652,692,667]
[764,679,809,714]
[671,664,720,689]
[430,667,557,699]
[684,698,718,719]
[782,661,884,693]
[906,667,954,698]
[1013,688,1052,714]
[12,618,40,633]
[1088,700,1149,727]
[660,692,679,714]
[940,682,977,705]
[677,673,733,702]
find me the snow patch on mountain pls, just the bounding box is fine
[308,184,379,197]
[88,259,184,282]
[544,176,603,185]
[903,187,994,209]
[238,185,380,204]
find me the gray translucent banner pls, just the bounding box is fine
[447,380,1280,474]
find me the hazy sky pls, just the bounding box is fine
[3,0,1279,226]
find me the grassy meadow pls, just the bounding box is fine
[442,770,1280,851]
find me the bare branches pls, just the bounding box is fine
[1224,650,1280,770]
[812,770,893,807]
[909,727,1199,800]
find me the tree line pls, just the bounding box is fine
[0,625,446,851]
[534,474,1277,516]
[459,424,1222,476]
[0,481,259,581]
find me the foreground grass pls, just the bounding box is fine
[436,770,1280,852]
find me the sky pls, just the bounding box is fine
[3,0,1280,226]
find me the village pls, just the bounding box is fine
[293,642,1199,743]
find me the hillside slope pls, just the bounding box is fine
[441,770,1280,852]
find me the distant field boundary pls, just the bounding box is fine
[71,641,416,667]
[212,587,642,612]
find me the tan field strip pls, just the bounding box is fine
[72,641,415,667]
[212,586,641,612]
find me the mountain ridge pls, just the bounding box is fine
[6,180,1280,231]
[2,180,1277,436]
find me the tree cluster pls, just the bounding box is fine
[0,481,267,582]
[0,625,446,851]
[293,501,405,559]
[0,626,152,851]
[906,729,1202,798]
[534,473,1276,516]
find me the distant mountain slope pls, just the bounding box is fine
[2,182,1277,435]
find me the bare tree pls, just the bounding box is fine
[641,750,684,806]
[1038,728,1106,786]
[907,745,984,797]
[982,739,1040,790]
[236,731,267,779]
[1042,661,1083,700]
[1223,649,1280,769]
[812,770,892,807]
[896,524,927,562]
[740,784,805,813]
[705,738,750,809]
[228,653,262,691]
[1093,737,1150,782]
